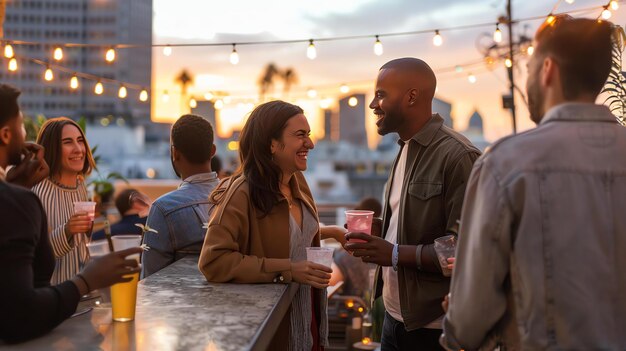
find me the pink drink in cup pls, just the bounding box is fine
[345,210,374,243]
[73,201,96,221]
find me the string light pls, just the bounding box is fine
[306,39,317,60]
[118,85,127,99]
[468,73,477,84]
[505,57,513,68]
[565,0,575,3]
[189,98,197,108]
[139,89,149,102]
[8,58,17,71]
[162,90,170,103]
[348,96,358,107]
[53,46,63,61]
[373,35,383,56]
[546,14,556,25]
[44,66,54,81]
[230,44,239,65]
[493,24,502,43]
[204,92,214,100]
[214,99,224,110]
[94,81,104,95]
[601,6,612,19]
[105,47,116,62]
[307,88,317,98]
[163,45,172,56]
[70,74,79,89]
[610,0,619,10]
[433,30,443,47]
[340,84,350,94]
[527,45,535,55]
[4,43,14,58]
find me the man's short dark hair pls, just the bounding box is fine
[535,16,614,99]
[171,114,214,164]
[0,84,21,127]
[210,154,222,174]
[115,188,139,216]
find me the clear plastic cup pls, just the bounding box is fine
[306,247,334,268]
[86,240,111,257]
[434,235,457,277]
[111,235,142,262]
[73,201,96,221]
[86,240,112,306]
[345,210,374,243]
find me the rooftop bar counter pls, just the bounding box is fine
[1,257,298,351]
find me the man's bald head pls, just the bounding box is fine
[380,57,437,102]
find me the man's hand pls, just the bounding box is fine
[446,257,455,272]
[6,143,49,188]
[344,232,393,266]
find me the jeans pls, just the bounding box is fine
[381,311,444,351]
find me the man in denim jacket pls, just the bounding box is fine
[442,16,626,350]
[141,115,219,278]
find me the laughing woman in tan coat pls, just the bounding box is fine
[199,100,345,351]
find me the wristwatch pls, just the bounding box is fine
[273,274,285,283]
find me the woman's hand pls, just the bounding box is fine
[290,260,332,289]
[320,225,347,245]
[65,212,92,236]
[77,247,144,292]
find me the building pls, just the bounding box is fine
[1,0,152,122]
[338,94,367,147]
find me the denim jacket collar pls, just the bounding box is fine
[540,102,617,126]
[180,172,218,189]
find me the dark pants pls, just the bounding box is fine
[381,312,444,351]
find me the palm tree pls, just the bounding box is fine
[258,63,279,101]
[602,26,626,125]
[175,69,193,111]
[282,68,298,97]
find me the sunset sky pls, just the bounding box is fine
[151,0,625,146]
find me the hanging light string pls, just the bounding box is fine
[0,3,612,51]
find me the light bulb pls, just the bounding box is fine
[505,58,513,68]
[162,90,170,103]
[433,30,443,47]
[53,47,63,61]
[494,25,502,43]
[348,96,358,107]
[139,89,148,102]
[601,8,612,20]
[565,0,575,3]
[546,15,556,25]
[204,92,214,100]
[44,67,53,81]
[118,86,127,99]
[70,75,79,89]
[95,81,104,95]
[319,98,332,109]
[8,58,18,71]
[307,89,317,98]
[340,84,350,94]
[307,39,317,60]
[374,36,383,56]
[163,45,172,56]
[230,44,239,65]
[105,48,116,62]
[527,45,534,56]
[468,74,477,84]
[214,99,224,110]
[4,44,14,58]
[189,98,197,108]
[610,0,619,10]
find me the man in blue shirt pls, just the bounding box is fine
[141,114,219,278]
[92,188,149,241]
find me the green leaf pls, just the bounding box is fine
[77,117,87,133]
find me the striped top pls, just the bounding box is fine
[32,177,89,285]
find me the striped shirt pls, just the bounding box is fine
[32,177,89,285]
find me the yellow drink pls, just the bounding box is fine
[111,272,139,322]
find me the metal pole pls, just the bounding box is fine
[507,0,517,134]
